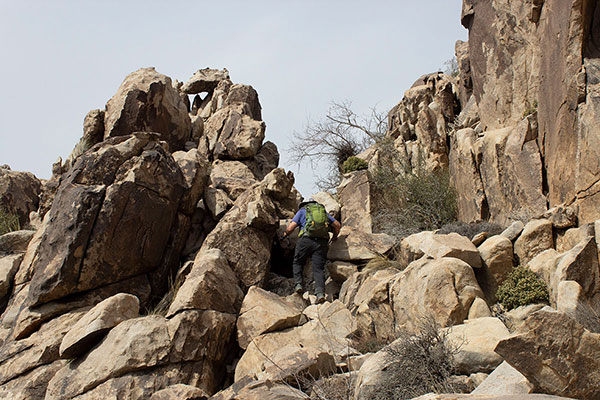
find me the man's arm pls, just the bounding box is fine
[282,221,299,238]
[331,220,341,240]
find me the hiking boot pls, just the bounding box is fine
[294,284,303,294]
[316,293,326,304]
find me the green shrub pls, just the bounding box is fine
[496,266,549,310]
[372,164,458,239]
[341,156,368,174]
[0,206,20,236]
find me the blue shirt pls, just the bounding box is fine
[292,208,336,229]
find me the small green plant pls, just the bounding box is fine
[341,156,368,174]
[496,265,549,310]
[0,206,20,236]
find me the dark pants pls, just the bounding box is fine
[293,236,329,295]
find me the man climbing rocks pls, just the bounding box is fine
[281,200,341,303]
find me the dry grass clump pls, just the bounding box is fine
[0,206,20,236]
[438,220,504,240]
[363,256,404,273]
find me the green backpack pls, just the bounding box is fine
[301,202,330,239]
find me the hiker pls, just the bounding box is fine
[281,200,341,303]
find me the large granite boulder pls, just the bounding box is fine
[495,308,600,399]
[399,231,482,269]
[104,67,191,151]
[0,166,41,226]
[337,170,375,233]
[389,257,485,333]
[27,133,187,306]
[206,106,265,160]
[514,219,554,265]
[328,226,396,262]
[181,68,230,94]
[478,235,514,303]
[209,160,257,201]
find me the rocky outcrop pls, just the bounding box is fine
[0,166,41,226]
[104,68,191,151]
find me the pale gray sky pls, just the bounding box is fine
[0,1,466,197]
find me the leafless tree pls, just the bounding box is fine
[288,100,388,190]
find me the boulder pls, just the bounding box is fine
[245,141,279,181]
[224,84,262,121]
[478,235,514,303]
[234,300,356,382]
[236,286,303,349]
[449,128,486,222]
[514,219,554,265]
[172,149,209,215]
[27,134,186,306]
[82,109,105,148]
[104,67,191,151]
[400,231,482,269]
[468,297,492,319]
[556,224,594,252]
[167,249,242,316]
[477,119,546,225]
[210,378,307,400]
[46,310,236,399]
[181,68,229,94]
[337,171,375,233]
[389,257,485,333]
[200,169,293,289]
[495,309,600,399]
[59,293,140,359]
[204,187,233,219]
[501,221,525,241]
[0,360,66,400]
[149,384,209,400]
[543,205,578,229]
[0,166,41,226]
[472,361,534,395]
[502,304,546,333]
[0,230,35,253]
[444,317,510,374]
[207,107,265,160]
[551,236,600,303]
[327,261,358,283]
[328,226,396,262]
[209,160,257,201]
[0,253,22,300]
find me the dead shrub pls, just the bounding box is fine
[310,373,356,400]
[366,317,461,400]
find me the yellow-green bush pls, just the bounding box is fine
[0,206,20,236]
[496,265,549,310]
[341,156,368,174]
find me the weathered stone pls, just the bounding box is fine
[412,395,572,400]
[104,67,191,151]
[209,107,265,160]
[389,257,485,333]
[210,378,307,400]
[0,166,41,226]
[0,360,66,400]
[235,300,356,382]
[245,141,279,181]
[400,231,482,269]
[340,268,399,341]
[172,149,209,215]
[502,304,546,333]
[552,236,600,303]
[168,249,242,316]
[455,40,473,108]
[445,317,510,374]
[190,113,204,142]
[0,253,22,301]
[149,384,209,400]
[224,84,262,121]
[0,230,35,253]
[478,235,514,303]
[327,261,358,283]
[495,309,600,399]
[472,231,488,247]
[468,297,492,319]
[59,293,140,359]
[82,109,105,149]
[478,119,546,225]
[328,226,396,262]
[181,68,229,94]
[556,224,594,252]
[337,171,374,233]
[28,134,186,306]
[209,160,257,201]
[204,186,233,219]
[501,221,525,241]
[543,205,578,229]
[514,219,554,265]
[46,310,236,399]
[200,169,293,289]
[236,286,303,349]
[472,361,534,395]
[311,191,341,220]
